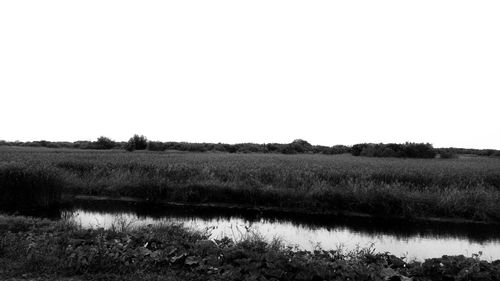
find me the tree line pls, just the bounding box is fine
[1,136,499,158]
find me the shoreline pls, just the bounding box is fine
[1,214,499,281]
[67,194,500,226]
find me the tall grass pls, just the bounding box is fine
[1,147,500,222]
[0,163,63,210]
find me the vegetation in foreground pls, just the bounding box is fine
[1,215,499,281]
[1,147,500,222]
[0,162,63,209]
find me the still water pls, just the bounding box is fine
[54,200,500,262]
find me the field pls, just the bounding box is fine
[1,146,500,222]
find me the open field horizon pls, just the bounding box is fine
[2,138,499,159]
[2,0,499,279]
[2,137,500,151]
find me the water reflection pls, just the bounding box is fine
[57,200,500,261]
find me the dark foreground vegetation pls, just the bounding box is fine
[1,147,500,223]
[1,215,499,281]
[0,163,63,209]
[2,136,499,158]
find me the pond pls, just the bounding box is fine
[23,199,500,261]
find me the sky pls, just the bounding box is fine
[1,1,499,149]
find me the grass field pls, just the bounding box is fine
[1,146,500,222]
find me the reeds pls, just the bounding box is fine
[1,147,500,221]
[0,163,63,210]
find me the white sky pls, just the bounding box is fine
[1,1,499,149]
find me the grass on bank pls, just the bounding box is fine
[1,215,499,281]
[1,147,500,222]
[0,162,63,209]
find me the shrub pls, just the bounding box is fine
[360,145,377,157]
[147,141,166,151]
[125,135,148,151]
[352,143,436,158]
[380,147,397,157]
[311,145,349,155]
[351,143,369,156]
[289,139,313,153]
[401,143,436,158]
[236,143,266,153]
[94,136,116,150]
[266,143,286,153]
[73,141,93,149]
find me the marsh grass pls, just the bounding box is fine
[0,163,63,210]
[2,147,500,222]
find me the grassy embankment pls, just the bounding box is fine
[1,215,499,281]
[1,146,500,222]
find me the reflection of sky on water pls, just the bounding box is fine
[70,210,500,261]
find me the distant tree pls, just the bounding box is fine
[147,141,166,151]
[38,140,49,147]
[331,145,349,154]
[236,143,266,153]
[95,136,116,149]
[401,142,436,158]
[380,147,398,157]
[125,134,148,151]
[351,142,436,158]
[73,140,93,149]
[289,139,313,153]
[351,143,369,156]
[265,143,282,153]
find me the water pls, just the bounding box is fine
[27,200,500,261]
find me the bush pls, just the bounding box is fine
[147,141,166,151]
[235,143,266,153]
[351,144,369,156]
[380,147,397,157]
[401,143,436,158]
[266,143,286,153]
[289,139,313,153]
[360,145,377,157]
[125,135,148,152]
[94,136,116,150]
[73,141,93,149]
[352,143,436,159]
